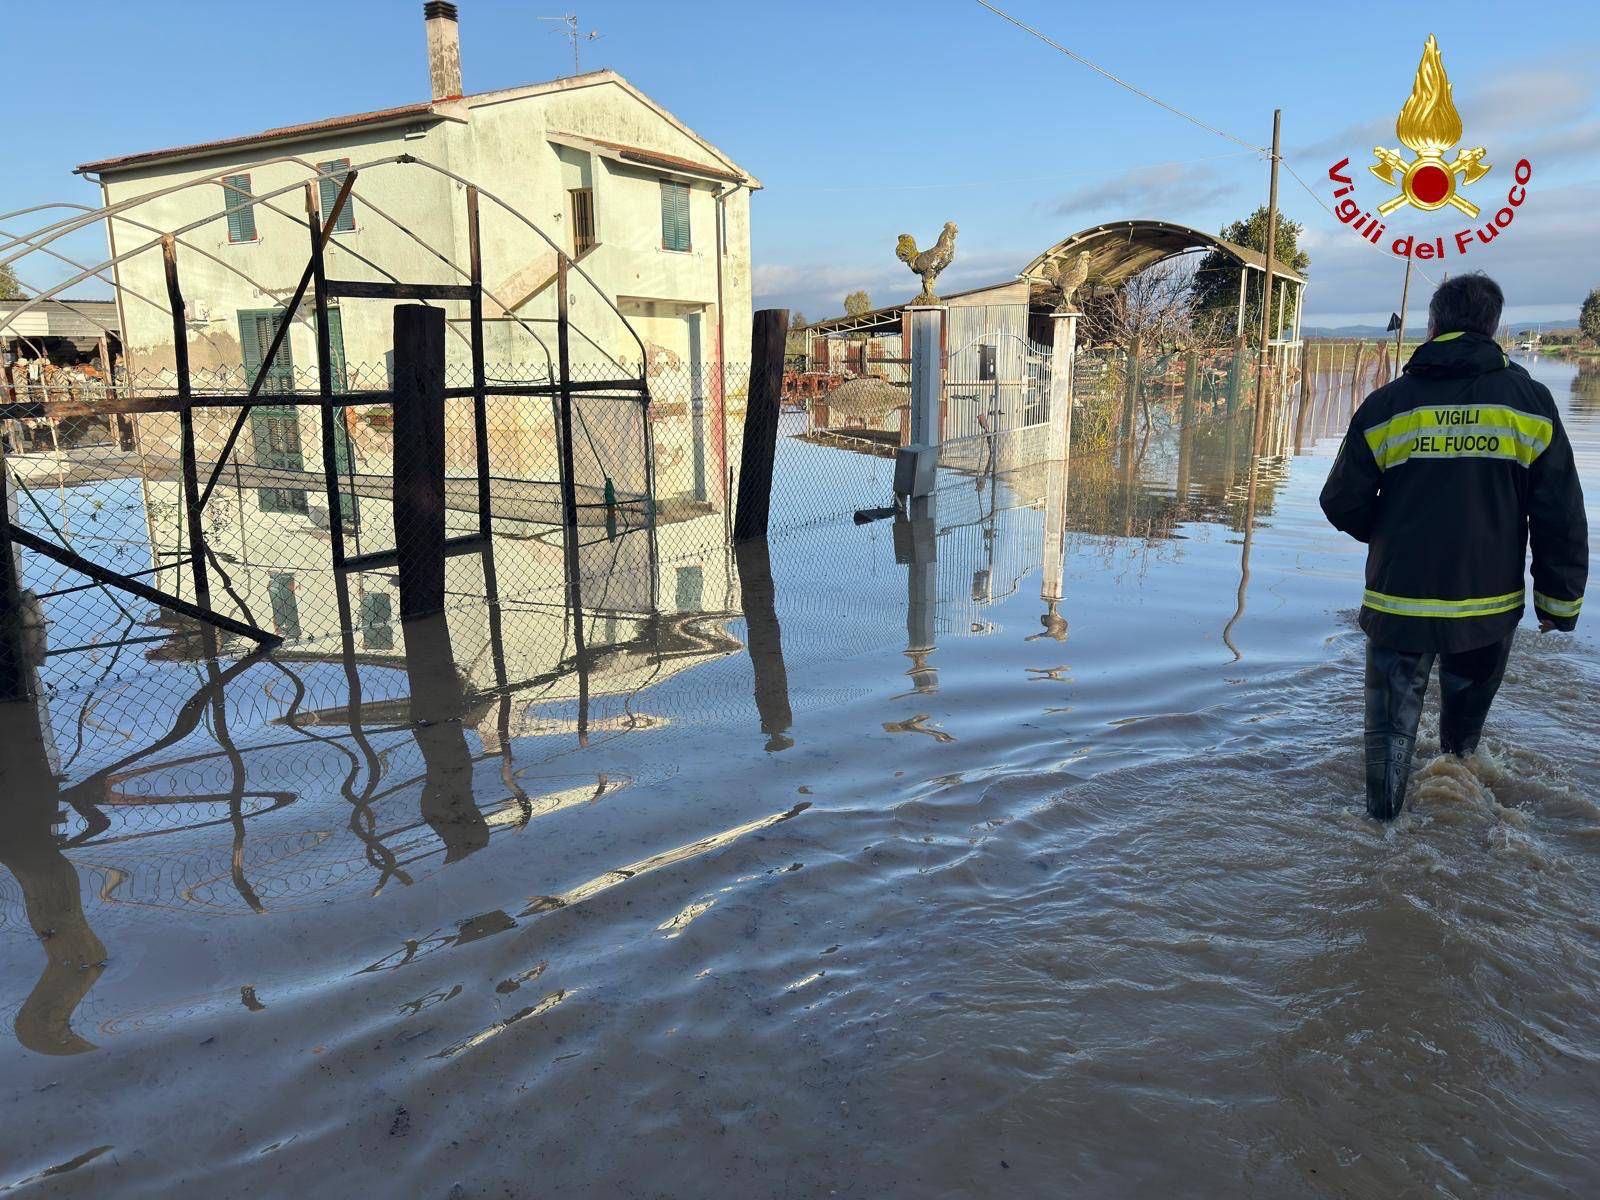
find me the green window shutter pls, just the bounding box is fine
[223,174,256,243]
[323,306,348,393]
[240,308,307,513]
[238,308,294,393]
[318,159,356,232]
[268,573,302,639]
[660,180,690,251]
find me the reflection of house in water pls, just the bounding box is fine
[134,463,737,695]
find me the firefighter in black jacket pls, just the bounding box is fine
[1320,273,1587,820]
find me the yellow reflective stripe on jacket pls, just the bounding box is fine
[1362,404,1552,470]
[1533,591,1583,618]
[1432,331,1465,342]
[1362,588,1525,618]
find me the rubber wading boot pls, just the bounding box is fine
[1364,731,1418,821]
[1438,635,1514,757]
[1364,642,1434,821]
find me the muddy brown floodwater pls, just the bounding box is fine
[2,356,1598,1198]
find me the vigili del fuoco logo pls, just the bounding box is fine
[1326,35,1533,263]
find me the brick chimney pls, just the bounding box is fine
[425,2,463,101]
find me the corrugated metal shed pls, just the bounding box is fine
[0,298,119,345]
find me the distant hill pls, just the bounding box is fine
[1304,318,1580,338]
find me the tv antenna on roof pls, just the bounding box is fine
[539,14,600,76]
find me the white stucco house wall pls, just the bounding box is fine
[76,3,758,386]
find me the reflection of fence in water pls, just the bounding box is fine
[17,587,753,919]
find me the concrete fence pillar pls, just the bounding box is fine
[1047,311,1080,463]
[895,305,945,500]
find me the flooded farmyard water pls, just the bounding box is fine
[2,356,1597,1197]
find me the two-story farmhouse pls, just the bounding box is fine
[76,2,758,385]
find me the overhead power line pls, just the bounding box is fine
[1280,160,1440,288]
[973,0,1267,153]
[977,0,1437,302]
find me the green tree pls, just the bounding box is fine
[785,311,810,357]
[843,290,872,317]
[1190,206,1311,342]
[0,262,23,301]
[1580,287,1600,344]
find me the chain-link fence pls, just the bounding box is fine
[3,359,654,693]
[4,331,1308,703]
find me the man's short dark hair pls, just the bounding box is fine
[1428,272,1504,337]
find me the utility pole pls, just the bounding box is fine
[539,14,600,76]
[1394,254,1413,361]
[1250,108,1281,458]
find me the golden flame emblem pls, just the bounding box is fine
[1369,35,1490,218]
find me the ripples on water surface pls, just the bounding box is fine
[2,357,1597,1197]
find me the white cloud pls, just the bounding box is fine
[1463,62,1596,137]
[1292,55,1597,170]
[1300,182,1600,324]
[1052,162,1238,218]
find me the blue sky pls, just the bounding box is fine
[7,0,1597,328]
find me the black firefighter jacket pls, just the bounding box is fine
[1319,330,1587,652]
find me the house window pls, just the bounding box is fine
[268,573,301,640]
[660,180,691,252]
[317,159,356,232]
[570,187,596,254]
[223,174,256,243]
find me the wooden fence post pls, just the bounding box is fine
[1121,334,1141,446]
[160,236,210,612]
[392,305,447,619]
[1294,342,1313,450]
[733,308,788,542]
[0,432,32,702]
[1227,334,1246,414]
[1349,342,1367,415]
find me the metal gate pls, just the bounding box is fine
[941,333,1053,443]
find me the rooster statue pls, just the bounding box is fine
[896,222,958,305]
[1048,251,1091,312]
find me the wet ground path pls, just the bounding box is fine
[2,356,1597,1197]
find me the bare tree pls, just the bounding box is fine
[1082,260,1212,439]
[1083,260,1203,354]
